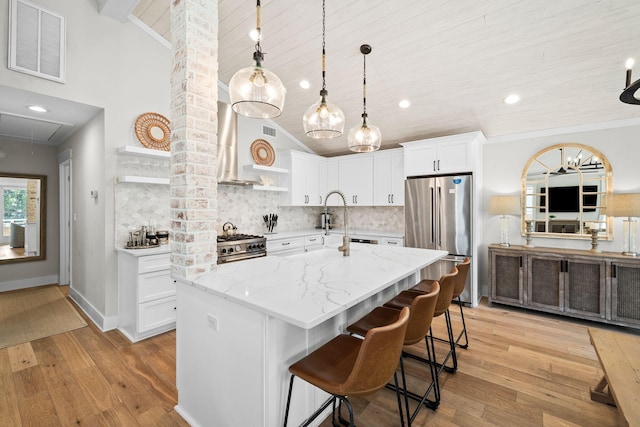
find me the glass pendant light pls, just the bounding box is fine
[348,44,381,152]
[303,0,344,139]
[229,0,286,119]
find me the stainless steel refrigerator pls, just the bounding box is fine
[405,173,473,304]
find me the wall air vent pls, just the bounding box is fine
[262,125,276,137]
[8,0,66,83]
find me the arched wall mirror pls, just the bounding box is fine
[521,143,612,240]
[0,172,47,264]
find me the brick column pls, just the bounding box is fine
[170,0,218,279]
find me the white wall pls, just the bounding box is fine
[480,122,640,294]
[0,140,59,290]
[0,0,171,327]
[58,111,106,315]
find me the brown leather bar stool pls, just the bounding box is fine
[346,282,440,426]
[449,258,471,348]
[283,307,410,427]
[414,258,470,350]
[387,267,459,376]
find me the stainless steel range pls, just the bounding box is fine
[217,234,267,264]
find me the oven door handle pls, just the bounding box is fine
[218,252,266,263]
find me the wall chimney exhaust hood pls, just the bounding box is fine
[217,101,259,186]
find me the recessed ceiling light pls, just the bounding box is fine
[299,80,310,89]
[398,99,410,108]
[504,94,520,105]
[27,105,48,113]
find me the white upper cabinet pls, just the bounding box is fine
[325,158,340,206]
[280,150,327,206]
[373,148,404,206]
[401,131,485,177]
[338,153,374,206]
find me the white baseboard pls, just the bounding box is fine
[0,275,59,292]
[174,405,200,427]
[68,287,118,332]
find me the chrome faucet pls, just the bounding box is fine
[324,190,350,256]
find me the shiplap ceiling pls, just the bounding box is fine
[136,0,640,156]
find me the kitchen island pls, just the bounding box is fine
[174,243,447,427]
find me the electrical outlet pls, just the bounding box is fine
[207,313,219,331]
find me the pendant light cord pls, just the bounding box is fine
[362,52,367,121]
[254,0,263,66]
[321,0,327,94]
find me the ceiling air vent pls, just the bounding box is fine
[8,0,66,83]
[262,125,276,138]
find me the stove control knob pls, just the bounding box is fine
[235,245,241,252]
[260,243,265,248]
[221,248,227,254]
[228,247,233,253]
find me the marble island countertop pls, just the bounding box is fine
[183,243,447,329]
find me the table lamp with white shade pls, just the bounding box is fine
[489,195,521,247]
[605,193,640,256]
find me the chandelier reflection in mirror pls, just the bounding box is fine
[229,0,286,119]
[303,0,344,139]
[521,143,613,240]
[348,44,382,153]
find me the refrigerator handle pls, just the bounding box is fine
[437,185,442,246]
[430,186,435,244]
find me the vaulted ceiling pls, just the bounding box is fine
[132,0,640,156]
[3,1,640,154]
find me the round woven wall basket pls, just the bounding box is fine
[134,112,171,151]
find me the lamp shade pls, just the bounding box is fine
[605,193,640,217]
[489,195,520,216]
[348,119,381,152]
[303,95,345,139]
[229,65,286,119]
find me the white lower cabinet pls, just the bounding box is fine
[379,237,404,246]
[304,234,323,252]
[118,250,176,342]
[267,236,305,256]
[267,233,325,256]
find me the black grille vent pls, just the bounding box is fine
[262,126,276,137]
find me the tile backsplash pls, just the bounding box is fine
[116,175,404,246]
[217,186,404,235]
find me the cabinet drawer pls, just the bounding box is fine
[139,270,176,303]
[138,253,171,274]
[138,297,177,333]
[267,237,304,254]
[380,237,404,246]
[304,235,323,247]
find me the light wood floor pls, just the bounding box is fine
[0,286,187,427]
[0,287,632,426]
[320,301,632,427]
[0,244,27,260]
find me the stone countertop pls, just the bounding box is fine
[182,244,447,329]
[116,246,171,256]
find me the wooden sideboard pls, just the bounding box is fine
[489,244,640,329]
